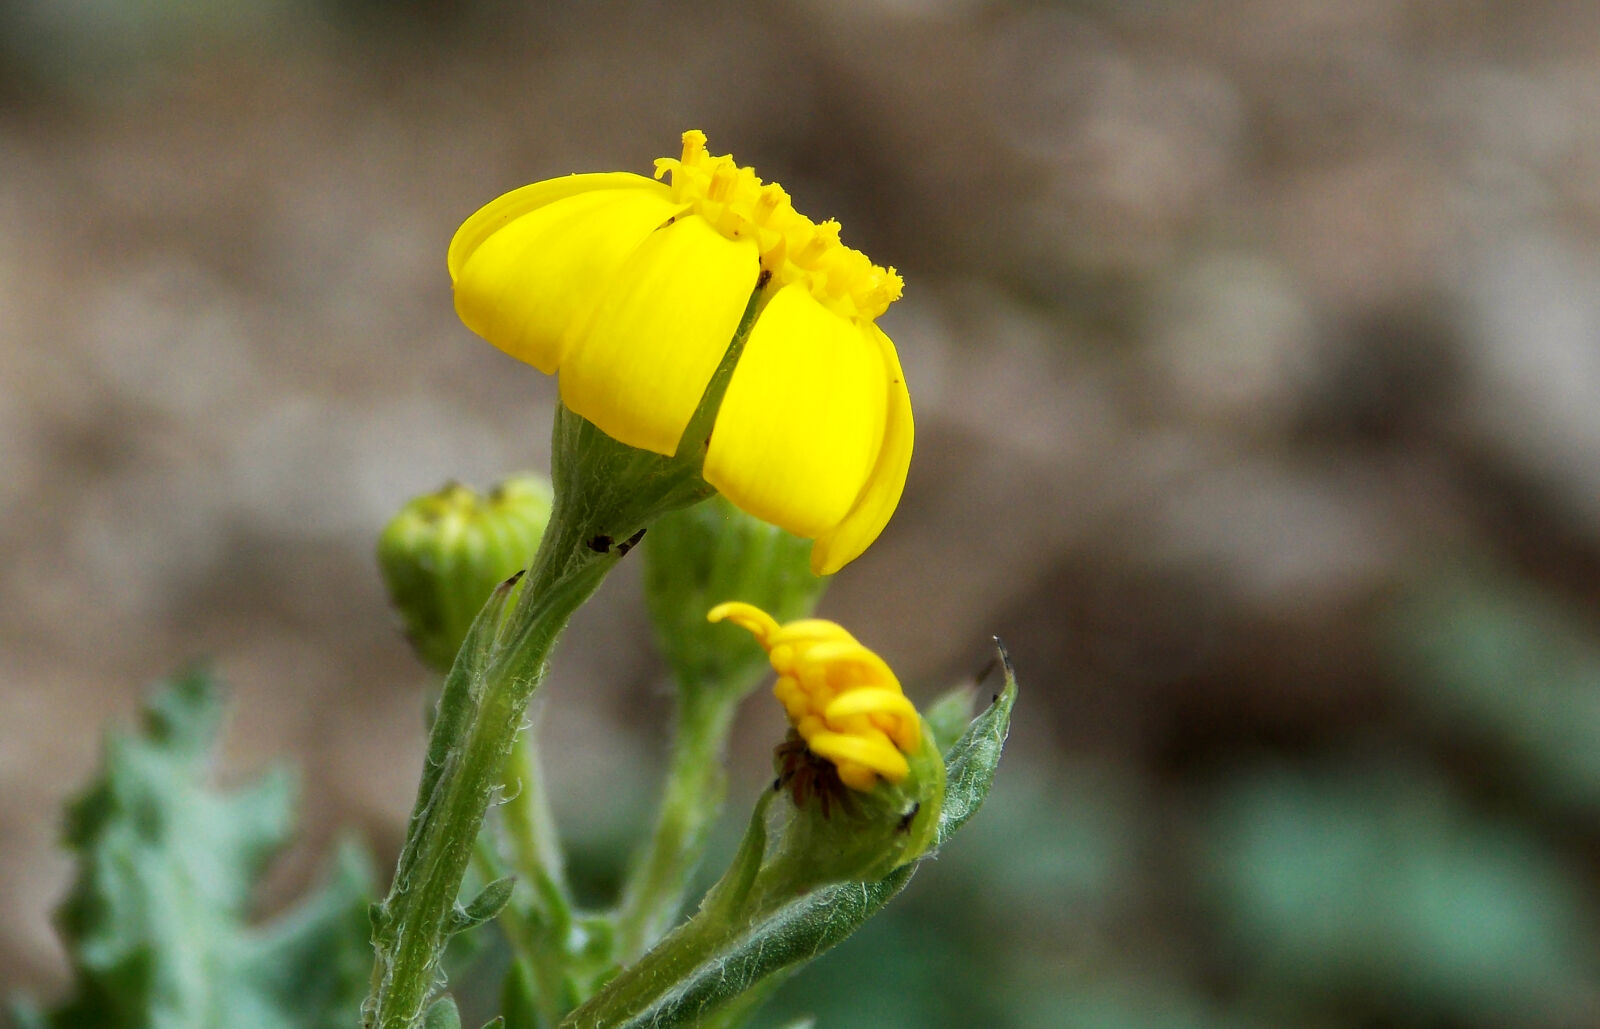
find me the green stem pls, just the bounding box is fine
[364,511,617,1029]
[503,726,568,906]
[364,282,766,1029]
[364,411,729,1028]
[613,691,740,961]
[501,731,574,1028]
[561,793,775,1029]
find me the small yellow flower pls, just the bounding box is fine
[448,131,913,575]
[708,601,920,791]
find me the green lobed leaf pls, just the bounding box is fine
[563,644,1018,1029]
[20,668,376,1029]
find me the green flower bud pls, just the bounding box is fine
[642,495,825,696]
[376,475,552,673]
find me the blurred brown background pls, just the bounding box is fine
[5,1,1600,1025]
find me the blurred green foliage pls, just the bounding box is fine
[9,669,374,1029]
[1390,567,1600,809]
[1203,761,1594,1025]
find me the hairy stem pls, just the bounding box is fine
[614,691,740,961]
[363,505,616,1029]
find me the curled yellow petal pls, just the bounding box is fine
[707,601,781,646]
[823,687,918,724]
[809,323,914,575]
[559,215,759,455]
[704,284,886,539]
[766,618,859,650]
[834,763,881,792]
[452,185,681,373]
[808,730,911,784]
[795,640,897,692]
[709,600,921,791]
[822,685,919,753]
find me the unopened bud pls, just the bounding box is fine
[643,496,824,696]
[376,475,552,672]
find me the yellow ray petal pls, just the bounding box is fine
[447,171,666,281]
[809,323,914,574]
[798,640,898,691]
[767,618,858,650]
[808,730,910,782]
[452,185,681,374]
[706,601,781,647]
[834,764,881,791]
[823,687,918,724]
[704,284,887,540]
[559,216,759,455]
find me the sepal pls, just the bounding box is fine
[922,683,977,754]
[758,719,945,895]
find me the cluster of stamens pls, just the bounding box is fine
[654,130,903,321]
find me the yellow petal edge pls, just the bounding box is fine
[704,284,887,540]
[807,323,914,575]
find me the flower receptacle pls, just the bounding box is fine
[759,717,945,895]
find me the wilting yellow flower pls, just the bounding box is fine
[448,131,912,575]
[708,601,920,790]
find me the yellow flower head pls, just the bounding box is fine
[708,601,921,791]
[448,131,913,575]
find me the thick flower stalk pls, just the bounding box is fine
[449,130,913,574]
[709,601,921,790]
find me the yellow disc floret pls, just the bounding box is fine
[654,130,904,321]
[708,601,921,791]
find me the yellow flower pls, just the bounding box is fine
[708,601,920,791]
[448,130,912,575]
